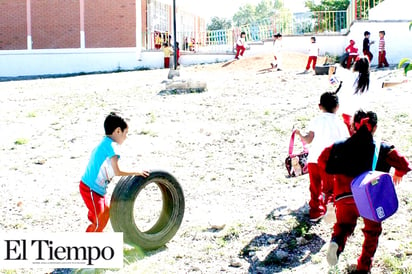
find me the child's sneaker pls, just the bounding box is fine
[327,241,339,266]
[309,213,324,222]
[324,203,337,224]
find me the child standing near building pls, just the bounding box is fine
[362,31,374,63]
[345,39,359,69]
[378,30,389,68]
[318,110,411,273]
[79,112,149,232]
[295,91,349,222]
[163,42,174,69]
[271,33,283,71]
[175,42,181,66]
[235,31,246,60]
[304,36,319,74]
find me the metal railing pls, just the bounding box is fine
[143,0,386,52]
[347,0,385,26]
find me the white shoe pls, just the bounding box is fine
[324,203,336,224]
[327,242,339,266]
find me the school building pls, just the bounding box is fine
[0,0,206,51]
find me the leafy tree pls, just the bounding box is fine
[207,17,232,31]
[232,4,256,26]
[304,0,350,11]
[256,0,275,20]
[273,0,284,10]
[232,0,284,26]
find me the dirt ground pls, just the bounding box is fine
[0,51,411,274]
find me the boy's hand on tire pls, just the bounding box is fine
[138,170,150,177]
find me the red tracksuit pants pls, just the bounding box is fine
[378,50,389,68]
[79,181,110,232]
[305,56,317,70]
[332,198,382,272]
[308,163,334,219]
[235,45,245,59]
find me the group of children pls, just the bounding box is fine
[295,56,410,273]
[299,30,389,75]
[78,29,408,274]
[344,30,389,69]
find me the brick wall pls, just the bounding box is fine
[84,0,136,48]
[0,0,202,50]
[31,0,80,49]
[0,1,27,50]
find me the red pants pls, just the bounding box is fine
[308,163,334,218]
[378,50,389,67]
[346,55,357,69]
[235,45,245,59]
[164,57,170,69]
[363,50,373,63]
[305,56,317,70]
[332,198,382,272]
[79,181,110,232]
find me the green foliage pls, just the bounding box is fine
[305,0,350,11]
[207,17,232,31]
[233,4,256,26]
[14,138,28,145]
[232,0,283,26]
[409,21,412,31]
[398,58,412,76]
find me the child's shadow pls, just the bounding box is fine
[240,205,326,273]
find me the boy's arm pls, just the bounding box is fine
[295,129,314,144]
[111,156,150,177]
[382,80,408,88]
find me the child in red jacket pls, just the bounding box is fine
[345,39,359,69]
[318,110,411,273]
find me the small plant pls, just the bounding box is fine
[398,22,412,76]
[381,254,404,274]
[27,111,37,117]
[398,58,412,76]
[14,138,28,145]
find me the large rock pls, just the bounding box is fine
[158,79,207,95]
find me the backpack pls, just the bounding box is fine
[351,141,398,222]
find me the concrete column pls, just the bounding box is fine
[80,0,85,48]
[136,0,142,59]
[26,0,32,50]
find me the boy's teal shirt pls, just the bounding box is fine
[81,136,120,196]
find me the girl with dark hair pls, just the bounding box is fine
[328,56,371,135]
[329,56,406,135]
[318,110,411,273]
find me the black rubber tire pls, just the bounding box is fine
[110,170,185,250]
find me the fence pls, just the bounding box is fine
[145,0,387,52]
[347,0,385,25]
[199,10,348,51]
